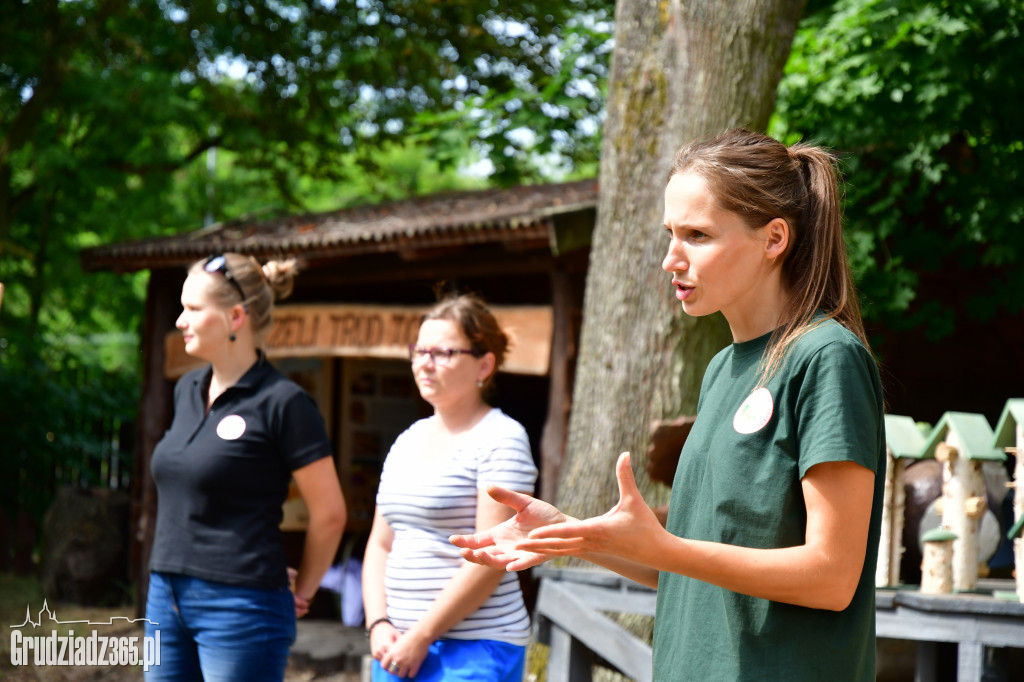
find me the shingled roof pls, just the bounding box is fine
[80,179,598,273]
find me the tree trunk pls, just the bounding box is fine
[558,0,806,520]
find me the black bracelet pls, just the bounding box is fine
[366,617,392,639]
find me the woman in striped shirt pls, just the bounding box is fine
[362,293,538,681]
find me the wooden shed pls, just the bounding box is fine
[79,179,599,604]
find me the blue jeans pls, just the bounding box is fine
[371,638,526,681]
[144,571,296,682]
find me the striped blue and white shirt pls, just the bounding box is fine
[377,408,538,646]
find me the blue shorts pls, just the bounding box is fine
[372,638,526,682]
[143,571,296,682]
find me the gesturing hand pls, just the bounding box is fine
[450,486,569,571]
[514,452,665,564]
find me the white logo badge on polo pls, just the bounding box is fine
[733,387,774,434]
[216,414,247,440]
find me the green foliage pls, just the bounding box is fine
[0,358,137,519]
[0,0,613,528]
[771,0,1024,341]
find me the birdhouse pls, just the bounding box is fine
[921,412,1005,591]
[877,415,929,588]
[920,527,957,595]
[993,399,1024,602]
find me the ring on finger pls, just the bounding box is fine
[389,662,398,673]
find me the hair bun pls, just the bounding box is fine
[261,257,299,301]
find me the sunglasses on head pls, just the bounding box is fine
[203,253,248,307]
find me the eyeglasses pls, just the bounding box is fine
[408,345,484,366]
[203,254,248,307]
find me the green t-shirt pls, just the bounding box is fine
[652,318,885,681]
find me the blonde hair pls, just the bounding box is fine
[669,128,872,384]
[190,253,298,344]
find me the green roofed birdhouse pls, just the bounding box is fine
[993,399,1024,602]
[878,415,929,588]
[922,412,1005,591]
[921,527,957,595]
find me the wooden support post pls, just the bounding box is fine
[540,268,573,503]
[547,626,594,682]
[957,642,985,682]
[914,641,939,682]
[132,268,185,616]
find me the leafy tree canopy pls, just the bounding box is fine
[1,0,614,340]
[772,0,1024,343]
[0,0,613,520]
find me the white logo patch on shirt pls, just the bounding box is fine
[733,387,774,434]
[216,414,247,440]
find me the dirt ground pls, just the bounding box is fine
[0,572,365,681]
[1,666,361,681]
[1,650,361,682]
[2,611,361,682]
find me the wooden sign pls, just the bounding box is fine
[165,303,553,379]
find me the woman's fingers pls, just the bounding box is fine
[505,552,553,572]
[449,531,490,550]
[614,452,640,502]
[515,536,587,553]
[515,452,642,558]
[457,547,511,569]
[526,515,583,538]
[486,484,534,511]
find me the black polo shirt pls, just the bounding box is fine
[149,356,332,589]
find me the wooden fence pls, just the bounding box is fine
[533,567,655,682]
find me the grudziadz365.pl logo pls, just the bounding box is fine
[10,600,161,671]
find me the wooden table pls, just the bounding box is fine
[534,569,1024,682]
[876,581,1024,682]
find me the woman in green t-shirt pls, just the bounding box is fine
[451,128,885,681]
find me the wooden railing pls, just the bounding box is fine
[533,567,655,682]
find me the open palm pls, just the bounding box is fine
[520,452,664,562]
[450,487,569,571]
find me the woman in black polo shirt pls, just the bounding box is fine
[144,253,346,682]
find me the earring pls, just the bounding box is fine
[229,333,236,342]
[477,381,483,388]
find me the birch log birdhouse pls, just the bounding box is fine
[923,412,1006,591]
[921,527,957,595]
[879,415,929,587]
[993,399,1024,602]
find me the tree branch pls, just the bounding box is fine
[104,137,222,175]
